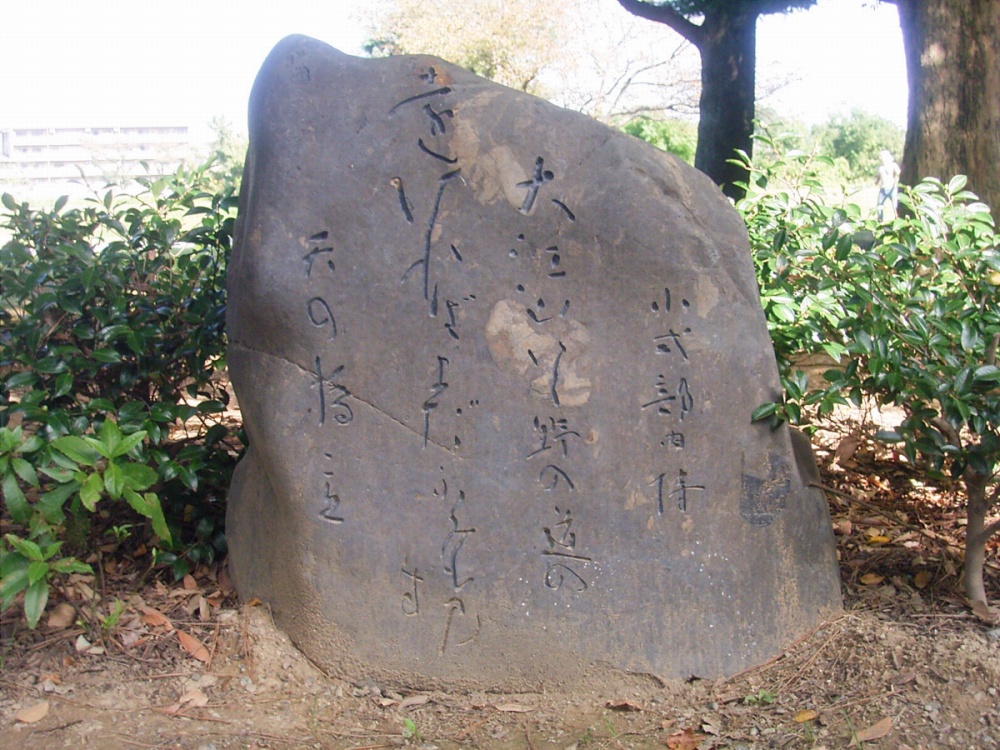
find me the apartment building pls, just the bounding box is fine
[0,125,194,200]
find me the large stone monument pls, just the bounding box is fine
[226,35,841,690]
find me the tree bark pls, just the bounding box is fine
[616,0,759,200]
[892,0,1000,213]
[695,6,758,200]
[962,471,998,606]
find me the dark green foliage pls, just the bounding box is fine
[620,118,697,164]
[1,161,241,626]
[739,133,1000,603]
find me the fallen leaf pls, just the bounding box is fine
[177,629,210,662]
[494,702,533,713]
[15,701,49,723]
[794,709,818,723]
[699,717,722,735]
[182,573,198,591]
[853,716,892,744]
[914,571,932,589]
[47,602,76,629]
[140,608,172,629]
[892,671,917,686]
[666,727,706,750]
[198,595,211,622]
[835,435,862,463]
[860,573,884,585]
[833,520,853,536]
[247,597,262,607]
[39,672,61,685]
[158,687,210,715]
[399,694,431,709]
[375,697,398,707]
[178,687,209,708]
[605,699,644,712]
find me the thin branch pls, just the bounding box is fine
[986,332,999,367]
[984,517,1000,539]
[929,415,962,449]
[615,0,705,47]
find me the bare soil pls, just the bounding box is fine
[3,409,998,750]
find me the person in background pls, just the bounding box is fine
[875,149,901,221]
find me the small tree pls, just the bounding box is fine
[741,137,1000,606]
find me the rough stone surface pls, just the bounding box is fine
[226,35,842,690]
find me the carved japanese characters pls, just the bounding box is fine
[225,36,842,690]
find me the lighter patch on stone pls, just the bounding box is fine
[452,115,530,210]
[695,275,719,318]
[485,299,592,405]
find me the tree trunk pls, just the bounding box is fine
[894,0,1000,213]
[695,7,758,201]
[962,471,997,605]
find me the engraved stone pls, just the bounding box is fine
[226,35,842,690]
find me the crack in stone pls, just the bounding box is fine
[229,341,507,489]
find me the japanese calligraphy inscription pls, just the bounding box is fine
[225,36,842,692]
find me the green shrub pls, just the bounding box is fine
[738,135,1000,606]
[620,118,697,165]
[1,162,240,626]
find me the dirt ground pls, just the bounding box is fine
[2,411,999,750]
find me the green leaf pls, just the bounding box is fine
[874,430,903,442]
[124,490,171,544]
[120,462,158,491]
[37,465,75,483]
[103,461,125,500]
[53,371,74,398]
[1,473,29,523]
[751,403,779,422]
[123,487,151,516]
[80,472,104,511]
[960,322,980,352]
[39,481,80,523]
[51,436,100,467]
[51,558,92,575]
[111,430,147,458]
[4,371,38,389]
[91,348,122,364]
[0,568,30,609]
[4,535,44,562]
[947,175,967,195]
[11,457,40,488]
[98,418,123,456]
[27,560,49,586]
[23,579,49,629]
[973,365,1000,383]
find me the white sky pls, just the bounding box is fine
[1,0,907,142]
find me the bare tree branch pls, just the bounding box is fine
[615,0,705,47]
